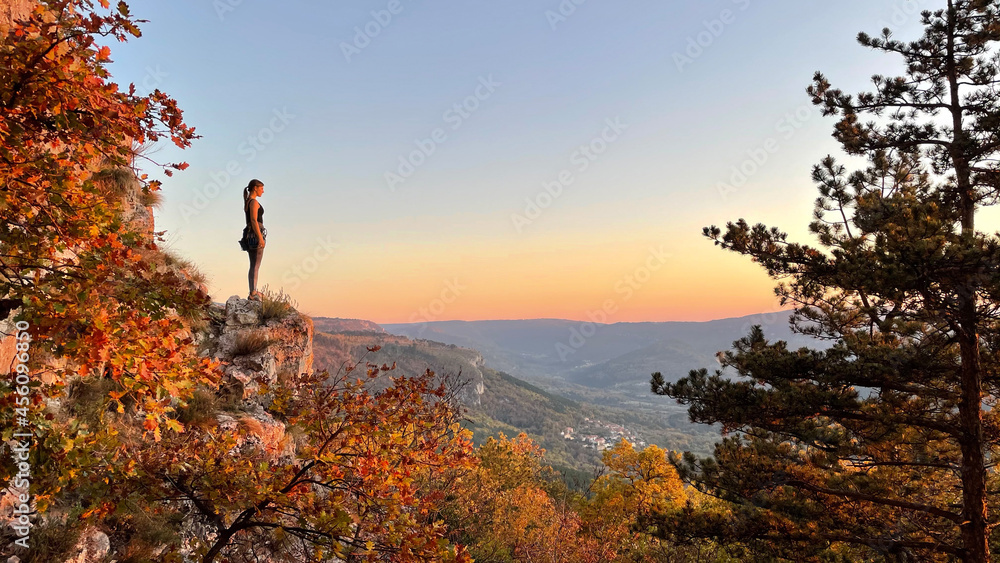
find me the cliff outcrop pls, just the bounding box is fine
[202,296,314,393]
[195,295,314,463]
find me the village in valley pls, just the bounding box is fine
[560,417,646,451]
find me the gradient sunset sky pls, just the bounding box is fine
[107,0,932,324]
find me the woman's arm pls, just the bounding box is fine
[249,200,265,246]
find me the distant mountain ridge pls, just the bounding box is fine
[381,312,818,393]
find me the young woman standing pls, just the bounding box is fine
[242,179,266,301]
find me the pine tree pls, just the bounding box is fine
[652,2,1000,561]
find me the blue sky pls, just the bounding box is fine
[107,0,934,323]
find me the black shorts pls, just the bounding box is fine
[240,226,267,251]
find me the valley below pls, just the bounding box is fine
[310,312,816,481]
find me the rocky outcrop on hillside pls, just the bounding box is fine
[4,296,315,563]
[311,317,386,334]
[62,529,111,563]
[311,330,486,407]
[194,295,314,461]
[206,296,314,384]
[95,166,156,240]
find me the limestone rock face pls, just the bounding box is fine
[162,296,316,560]
[0,308,21,375]
[113,167,156,241]
[194,295,314,464]
[63,528,110,563]
[207,295,314,394]
[216,410,297,463]
[0,0,32,29]
[224,295,262,327]
[462,351,487,406]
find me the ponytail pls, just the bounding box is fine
[243,179,263,210]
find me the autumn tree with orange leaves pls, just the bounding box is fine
[439,433,609,563]
[134,358,476,563]
[0,0,225,557]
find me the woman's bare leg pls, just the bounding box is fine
[247,247,264,297]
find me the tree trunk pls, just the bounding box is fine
[202,528,236,563]
[958,329,989,563]
[946,1,990,558]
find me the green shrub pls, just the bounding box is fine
[8,520,83,562]
[101,508,185,563]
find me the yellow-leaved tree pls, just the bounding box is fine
[580,441,685,561]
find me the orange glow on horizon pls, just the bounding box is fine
[281,242,782,324]
[212,225,788,326]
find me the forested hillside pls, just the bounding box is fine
[308,326,720,479]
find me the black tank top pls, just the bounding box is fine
[244,199,263,226]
